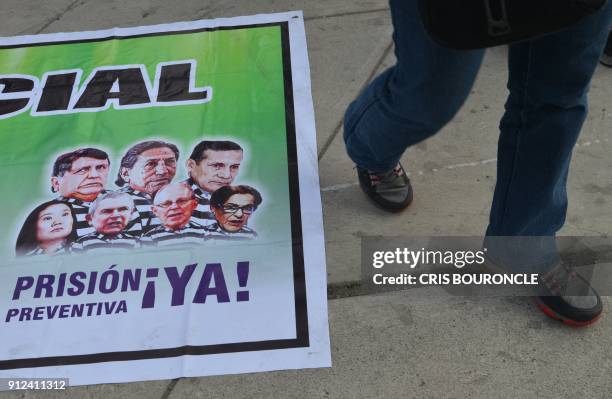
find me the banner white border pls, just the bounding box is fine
[0,11,331,386]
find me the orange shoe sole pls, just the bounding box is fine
[535,298,603,327]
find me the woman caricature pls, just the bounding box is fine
[16,200,77,256]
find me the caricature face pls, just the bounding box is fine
[36,203,73,243]
[52,157,109,201]
[89,196,133,235]
[152,184,197,230]
[213,193,257,232]
[187,150,243,193]
[122,147,177,195]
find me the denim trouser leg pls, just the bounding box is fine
[486,4,612,236]
[345,0,611,240]
[343,0,485,173]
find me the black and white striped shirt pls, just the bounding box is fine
[203,222,257,240]
[71,232,139,253]
[142,221,206,247]
[118,187,160,232]
[183,178,215,227]
[58,194,143,239]
[24,244,68,257]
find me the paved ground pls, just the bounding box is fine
[1,1,611,398]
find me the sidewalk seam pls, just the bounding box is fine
[160,378,180,399]
[317,40,394,161]
[34,0,83,34]
[304,7,390,22]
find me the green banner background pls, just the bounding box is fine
[0,25,291,259]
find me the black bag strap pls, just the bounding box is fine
[418,0,608,49]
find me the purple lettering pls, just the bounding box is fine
[193,263,230,304]
[141,268,159,309]
[34,275,55,298]
[121,268,141,292]
[5,308,18,322]
[71,304,84,317]
[59,304,70,318]
[19,307,32,321]
[99,268,119,294]
[85,303,96,316]
[87,272,98,294]
[56,273,67,297]
[104,301,116,313]
[47,305,59,318]
[165,264,197,306]
[116,300,127,313]
[33,307,44,320]
[67,272,86,296]
[236,261,250,302]
[12,276,34,300]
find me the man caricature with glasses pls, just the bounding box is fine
[205,185,262,240]
[142,182,205,246]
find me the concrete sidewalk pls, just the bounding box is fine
[1,1,611,398]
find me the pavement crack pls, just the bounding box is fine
[34,0,83,34]
[160,378,180,399]
[141,6,160,19]
[328,280,409,300]
[328,281,365,300]
[317,40,394,161]
[304,7,390,22]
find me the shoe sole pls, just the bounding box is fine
[362,190,413,213]
[356,165,413,213]
[358,178,414,213]
[535,297,603,327]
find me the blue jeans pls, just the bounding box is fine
[344,0,612,236]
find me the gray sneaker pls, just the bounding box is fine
[536,262,603,327]
[356,163,413,212]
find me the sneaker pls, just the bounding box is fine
[535,262,603,327]
[356,162,413,212]
[600,32,612,67]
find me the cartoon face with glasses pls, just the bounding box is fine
[209,185,262,234]
[151,183,198,230]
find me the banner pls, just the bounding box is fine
[0,11,330,386]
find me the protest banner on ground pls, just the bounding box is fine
[0,11,330,386]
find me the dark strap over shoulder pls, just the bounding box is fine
[418,0,608,49]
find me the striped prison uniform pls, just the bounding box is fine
[118,187,161,232]
[204,223,257,240]
[71,232,139,253]
[58,194,142,239]
[141,221,206,247]
[24,244,68,257]
[183,178,215,227]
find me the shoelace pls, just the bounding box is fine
[539,262,577,295]
[368,164,404,186]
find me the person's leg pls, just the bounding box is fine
[343,0,485,173]
[486,3,612,237]
[600,30,612,66]
[486,5,611,326]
